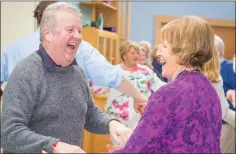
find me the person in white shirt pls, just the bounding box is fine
[203,43,235,153]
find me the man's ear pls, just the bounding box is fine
[43,27,53,42]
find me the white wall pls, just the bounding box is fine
[1,2,37,51]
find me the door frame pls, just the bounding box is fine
[154,15,235,48]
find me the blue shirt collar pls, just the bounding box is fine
[37,43,77,68]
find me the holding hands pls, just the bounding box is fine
[109,120,132,145]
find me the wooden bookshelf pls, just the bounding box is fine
[82,27,120,65]
[80,2,117,11]
[80,1,119,33]
[81,2,121,153]
[80,1,120,65]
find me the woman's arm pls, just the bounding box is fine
[111,90,169,153]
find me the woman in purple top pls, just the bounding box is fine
[108,16,222,153]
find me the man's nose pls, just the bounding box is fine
[73,31,82,40]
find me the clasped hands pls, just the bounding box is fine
[41,96,148,153]
[40,120,131,153]
[107,95,148,152]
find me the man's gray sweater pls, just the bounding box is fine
[1,51,114,153]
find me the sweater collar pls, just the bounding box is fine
[37,43,77,68]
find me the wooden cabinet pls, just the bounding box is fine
[82,27,120,64]
[82,94,111,153]
[80,1,120,153]
[81,2,121,65]
[80,2,121,152]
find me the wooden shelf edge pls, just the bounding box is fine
[83,27,118,37]
[80,2,117,11]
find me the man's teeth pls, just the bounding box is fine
[68,42,77,46]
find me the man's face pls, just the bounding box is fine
[47,11,82,67]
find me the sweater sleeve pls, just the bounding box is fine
[1,66,59,153]
[84,85,117,134]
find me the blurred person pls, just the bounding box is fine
[1,3,132,153]
[225,54,235,105]
[107,16,221,153]
[138,46,146,65]
[139,40,152,63]
[202,45,235,153]
[203,46,235,126]
[1,1,147,115]
[214,35,236,153]
[215,35,235,98]
[105,40,166,131]
[138,46,154,69]
[151,46,168,82]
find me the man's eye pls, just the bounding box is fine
[67,29,73,32]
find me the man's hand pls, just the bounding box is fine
[133,95,148,115]
[109,120,132,145]
[41,142,85,153]
[226,89,235,105]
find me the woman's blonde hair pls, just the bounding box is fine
[203,46,220,83]
[158,16,215,71]
[119,40,140,61]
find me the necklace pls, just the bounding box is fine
[172,67,197,80]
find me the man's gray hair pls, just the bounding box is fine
[40,2,82,42]
[214,35,225,58]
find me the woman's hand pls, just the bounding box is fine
[133,96,147,115]
[109,120,132,145]
[226,89,235,105]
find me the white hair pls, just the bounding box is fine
[139,46,146,53]
[40,2,82,42]
[214,35,225,58]
[138,40,151,50]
